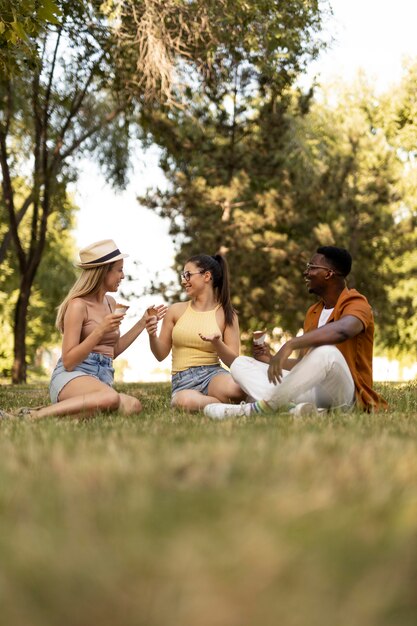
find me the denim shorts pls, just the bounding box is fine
[171,364,229,400]
[49,352,115,403]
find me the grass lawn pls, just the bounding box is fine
[0,381,417,626]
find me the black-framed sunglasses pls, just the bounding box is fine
[180,270,205,281]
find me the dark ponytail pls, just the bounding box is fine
[187,253,236,326]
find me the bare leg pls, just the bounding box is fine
[172,373,245,412]
[207,374,246,403]
[118,393,142,415]
[28,376,121,420]
[172,389,222,411]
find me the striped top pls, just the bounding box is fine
[171,301,222,373]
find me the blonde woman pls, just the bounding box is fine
[146,253,245,412]
[20,239,166,420]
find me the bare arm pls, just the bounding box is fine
[146,304,180,361]
[267,315,364,384]
[114,304,167,357]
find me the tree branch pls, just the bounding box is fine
[55,107,123,164]
[55,51,107,151]
[0,131,26,270]
[0,193,34,264]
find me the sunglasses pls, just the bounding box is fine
[305,263,343,276]
[180,270,205,281]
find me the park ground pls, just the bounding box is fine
[0,381,417,626]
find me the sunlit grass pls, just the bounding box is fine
[0,381,416,626]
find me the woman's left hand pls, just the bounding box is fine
[140,304,168,324]
[143,304,168,321]
[155,304,168,320]
[199,332,222,344]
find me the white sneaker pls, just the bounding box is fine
[204,401,252,420]
[289,402,318,418]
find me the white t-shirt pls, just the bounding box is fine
[318,307,334,327]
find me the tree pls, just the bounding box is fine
[0,0,330,382]
[376,61,417,358]
[140,72,409,351]
[122,3,414,358]
[288,79,403,342]
[0,0,136,382]
[132,0,330,338]
[0,0,61,75]
[113,0,329,103]
[0,193,77,378]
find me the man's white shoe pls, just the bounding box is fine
[289,402,318,418]
[204,401,252,420]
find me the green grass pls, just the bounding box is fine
[0,381,417,626]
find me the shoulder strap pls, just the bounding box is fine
[105,295,113,312]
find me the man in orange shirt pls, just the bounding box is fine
[204,246,387,419]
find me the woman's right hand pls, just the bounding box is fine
[98,312,124,336]
[62,301,124,371]
[145,316,159,337]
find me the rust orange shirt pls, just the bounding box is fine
[304,287,387,411]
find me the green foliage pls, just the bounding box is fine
[0,381,416,626]
[376,61,417,359]
[0,186,77,376]
[141,65,416,356]
[137,0,329,335]
[112,0,329,104]
[0,0,61,75]
[0,0,137,381]
[290,80,402,339]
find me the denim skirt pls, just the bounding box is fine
[171,364,229,400]
[49,352,115,403]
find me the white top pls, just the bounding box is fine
[318,307,334,327]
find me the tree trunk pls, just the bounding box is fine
[12,277,31,384]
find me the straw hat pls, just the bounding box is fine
[76,239,129,268]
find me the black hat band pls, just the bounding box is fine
[83,248,122,265]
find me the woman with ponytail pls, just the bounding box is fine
[146,253,245,411]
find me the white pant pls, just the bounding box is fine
[230,345,356,410]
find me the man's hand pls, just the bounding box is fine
[252,341,272,363]
[267,341,294,384]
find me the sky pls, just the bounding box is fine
[308,0,417,91]
[72,0,417,381]
[73,147,174,381]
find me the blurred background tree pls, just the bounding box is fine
[140,60,416,361]
[0,0,136,382]
[0,0,329,382]
[136,0,330,333]
[0,191,77,378]
[377,61,417,359]
[0,0,61,75]
[1,0,416,382]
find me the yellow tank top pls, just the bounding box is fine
[172,301,222,373]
